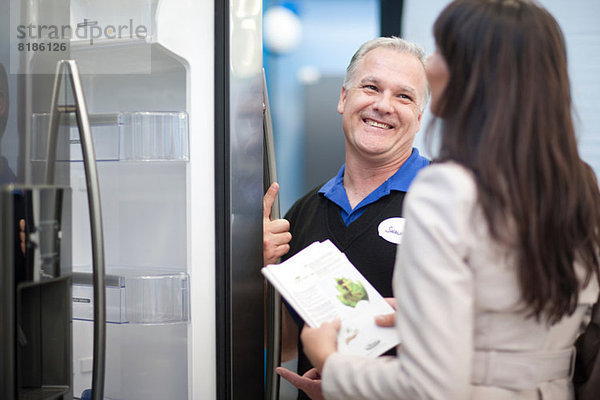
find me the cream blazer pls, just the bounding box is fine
[321,162,598,400]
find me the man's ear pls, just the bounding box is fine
[415,109,424,131]
[337,86,347,115]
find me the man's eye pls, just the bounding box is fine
[398,94,413,101]
[363,85,378,91]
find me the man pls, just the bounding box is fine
[263,37,430,399]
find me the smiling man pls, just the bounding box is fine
[263,37,430,400]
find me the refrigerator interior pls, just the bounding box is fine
[70,62,188,399]
[66,51,189,400]
[24,1,192,398]
[20,0,264,397]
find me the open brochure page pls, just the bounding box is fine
[262,240,399,357]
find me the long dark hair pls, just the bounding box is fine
[432,0,600,323]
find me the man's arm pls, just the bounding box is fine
[281,303,299,362]
[263,182,298,360]
[263,284,299,362]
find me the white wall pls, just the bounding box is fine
[403,0,600,178]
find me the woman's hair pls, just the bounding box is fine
[432,0,600,323]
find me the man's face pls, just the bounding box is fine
[338,47,426,165]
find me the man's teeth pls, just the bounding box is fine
[365,119,391,129]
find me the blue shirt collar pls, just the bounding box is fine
[318,148,429,225]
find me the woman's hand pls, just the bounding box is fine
[375,297,396,327]
[300,318,341,373]
[276,367,324,400]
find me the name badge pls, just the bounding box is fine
[378,217,405,245]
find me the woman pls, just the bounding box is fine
[300,0,600,399]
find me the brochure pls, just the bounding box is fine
[261,240,399,357]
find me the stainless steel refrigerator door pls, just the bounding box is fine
[215,0,265,398]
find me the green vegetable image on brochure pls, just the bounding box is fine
[335,277,369,307]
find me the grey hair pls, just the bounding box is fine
[343,36,430,111]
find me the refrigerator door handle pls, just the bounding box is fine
[263,68,282,400]
[45,60,107,400]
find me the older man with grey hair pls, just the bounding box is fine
[263,36,430,400]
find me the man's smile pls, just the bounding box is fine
[363,118,394,130]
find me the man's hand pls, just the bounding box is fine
[301,318,341,373]
[263,182,292,265]
[276,367,324,400]
[19,219,26,255]
[375,297,396,327]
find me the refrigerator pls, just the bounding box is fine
[1,0,267,398]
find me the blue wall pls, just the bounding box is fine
[265,0,600,216]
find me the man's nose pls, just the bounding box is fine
[374,92,393,114]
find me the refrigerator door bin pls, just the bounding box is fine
[32,111,189,162]
[72,267,189,324]
[72,267,189,399]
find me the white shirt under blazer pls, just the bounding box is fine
[322,162,599,400]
